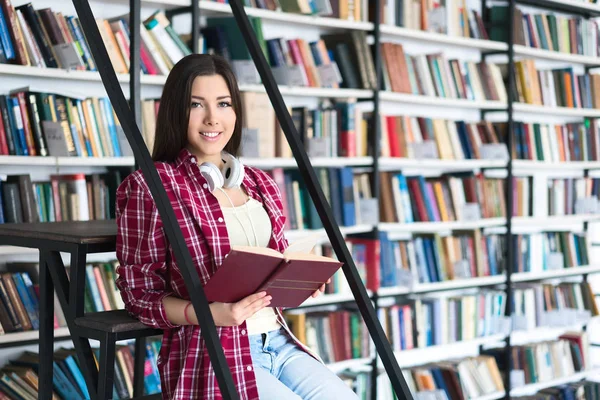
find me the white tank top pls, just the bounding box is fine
[221,198,281,335]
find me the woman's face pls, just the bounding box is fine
[186,74,236,164]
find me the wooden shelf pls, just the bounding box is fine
[513,102,600,117]
[377,275,506,298]
[379,158,506,171]
[378,218,506,233]
[379,92,506,109]
[512,265,600,282]
[514,45,600,66]
[379,25,507,51]
[241,156,374,168]
[394,334,507,369]
[509,368,600,397]
[0,327,70,345]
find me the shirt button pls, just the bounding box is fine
[218,217,224,223]
[247,366,253,371]
[202,183,208,189]
[191,158,197,164]
[241,329,246,335]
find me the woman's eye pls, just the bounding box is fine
[219,101,232,107]
[191,102,202,108]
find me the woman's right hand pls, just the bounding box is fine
[208,291,272,327]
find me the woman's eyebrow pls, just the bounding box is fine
[191,95,232,100]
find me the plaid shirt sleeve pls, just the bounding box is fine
[115,173,179,330]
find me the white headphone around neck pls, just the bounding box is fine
[198,152,245,192]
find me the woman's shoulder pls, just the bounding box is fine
[117,161,179,197]
[244,165,278,189]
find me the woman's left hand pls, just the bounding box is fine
[311,278,331,298]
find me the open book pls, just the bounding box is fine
[203,235,343,308]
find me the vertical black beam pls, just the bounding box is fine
[71,1,239,399]
[133,337,146,397]
[39,251,54,400]
[69,245,88,319]
[192,0,200,54]
[226,0,412,398]
[371,0,383,398]
[130,0,141,127]
[504,0,516,398]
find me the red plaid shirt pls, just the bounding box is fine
[115,148,313,399]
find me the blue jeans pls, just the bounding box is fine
[249,328,359,399]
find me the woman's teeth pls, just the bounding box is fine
[201,132,220,137]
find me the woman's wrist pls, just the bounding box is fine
[184,301,195,325]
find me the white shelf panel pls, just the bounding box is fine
[472,392,506,400]
[57,157,136,167]
[285,224,374,243]
[523,0,600,13]
[326,357,373,374]
[509,368,600,397]
[378,218,506,233]
[197,0,373,30]
[379,92,506,109]
[513,159,600,172]
[395,334,507,369]
[0,156,56,166]
[377,275,506,297]
[241,156,373,168]
[238,84,373,98]
[511,322,591,346]
[514,45,600,66]
[0,246,38,256]
[512,265,600,282]
[379,25,508,51]
[0,327,70,345]
[512,214,600,228]
[296,291,365,308]
[513,103,600,117]
[379,158,506,171]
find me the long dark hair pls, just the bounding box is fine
[152,54,243,162]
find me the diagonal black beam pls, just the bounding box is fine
[226,0,412,398]
[71,1,239,398]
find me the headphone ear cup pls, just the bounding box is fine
[221,153,245,189]
[199,163,224,192]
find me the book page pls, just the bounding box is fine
[283,232,323,255]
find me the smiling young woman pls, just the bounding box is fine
[114,54,358,400]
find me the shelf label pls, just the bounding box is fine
[427,7,447,34]
[510,370,526,388]
[546,252,564,271]
[575,197,599,215]
[239,128,260,158]
[576,309,592,324]
[116,126,133,157]
[305,137,330,157]
[480,143,509,161]
[317,62,343,87]
[410,140,439,159]
[232,60,261,85]
[460,203,481,221]
[54,43,85,70]
[359,198,380,225]
[496,316,512,336]
[396,268,414,290]
[272,65,306,87]
[42,121,70,157]
[453,260,471,280]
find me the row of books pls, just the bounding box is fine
[378,0,447,32]
[546,177,600,217]
[513,281,599,331]
[285,310,370,364]
[268,168,373,230]
[379,291,507,351]
[378,115,506,160]
[508,120,600,163]
[454,1,489,40]
[380,42,507,103]
[0,89,129,158]
[490,6,600,58]
[511,232,590,274]
[0,171,128,224]
[239,0,370,21]
[0,344,162,400]
[379,172,506,224]
[513,60,600,109]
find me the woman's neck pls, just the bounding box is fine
[189,149,223,168]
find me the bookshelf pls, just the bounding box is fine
[0,0,600,399]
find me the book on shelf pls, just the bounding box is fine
[450,0,489,39]
[512,380,600,400]
[488,5,600,58]
[203,243,343,308]
[374,0,449,34]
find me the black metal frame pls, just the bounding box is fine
[70,0,412,398]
